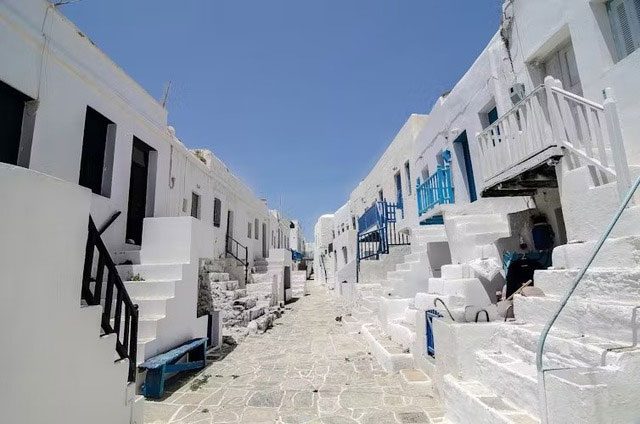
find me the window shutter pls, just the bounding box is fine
[618,2,636,55]
[610,0,640,59]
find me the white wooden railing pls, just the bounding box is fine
[477,76,631,200]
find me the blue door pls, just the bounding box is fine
[426,309,443,357]
[454,131,477,202]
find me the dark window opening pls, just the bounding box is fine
[213,198,222,227]
[79,107,115,196]
[255,219,259,239]
[191,192,201,219]
[0,80,36,167]
[404,161,412,195]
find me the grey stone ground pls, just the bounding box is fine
[144,281,444,423]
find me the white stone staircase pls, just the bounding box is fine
[441,220,640,423]
[115,252,206,363]
[383,225,449,298]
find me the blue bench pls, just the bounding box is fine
[139,338,207,398]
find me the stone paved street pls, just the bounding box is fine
[144,281,443,423]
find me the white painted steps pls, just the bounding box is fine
[514,294,640,344]
[442,375,540,424]
[361,323,413,373]
[535,267,640,301]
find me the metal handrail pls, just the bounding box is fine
[433,297,455,321]
[98,210,121,235]
[83,217,138,382]
[536,175,640,421]
[225,234,248,285]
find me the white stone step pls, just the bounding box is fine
[387,319,416,349]
[214,280,239,291]
[207,272,230,282]
[414,292,497,322]
[474,350,539,417]
[386,269,409,280]
[534,268,640,301]
[112,249,140,265]
[427,277,493,305]
[351,305,375,322]
[415,292,466,311]
[459,220,509,235]
[412,225,446,237]
[135,315,164,339]
[396,262,412,271]
[494,323,622,369]
[514,294,640,343]
[361,323,413,373]
[131,296,172,318]
[413,233,448,243]
[404,252,422,262]
[253,265,269,273]
[116,263,183,281]
[441,264,472,280]
[552,236,640,270]
[123,280,176,299]
[442,374,540,424]
[360,296,380,311]
[137,337,159,363]
[399,368,433,397]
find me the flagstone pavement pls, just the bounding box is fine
[144,280,444,423]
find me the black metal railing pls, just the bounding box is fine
[225,234,248,285]
[82,217,139,382]
[355,201,410,282]
[386,220,410,246]
[98,210,122,235]
[357,228,383,261]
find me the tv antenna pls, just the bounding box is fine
[161,81,172,108]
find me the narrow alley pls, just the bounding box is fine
[144,281,443,424]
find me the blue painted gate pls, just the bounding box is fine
[426,309,443,357]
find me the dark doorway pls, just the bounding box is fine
[126,138,153,245]
[394,172,403,205]
[0,80,34,167]
[262,223,268,258]
[453,131,477,203]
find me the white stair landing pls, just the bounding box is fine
[361,323,413,373]
[442,374,540,424]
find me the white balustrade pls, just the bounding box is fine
[477,76,630,200]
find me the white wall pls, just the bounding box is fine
[0,163,135,424]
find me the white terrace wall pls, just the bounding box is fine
[351,114,429,231]
[0,0,274,263]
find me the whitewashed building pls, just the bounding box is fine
[318,0,640,422]
[0,0,300,422]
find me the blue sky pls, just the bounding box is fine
[61,0,501,239]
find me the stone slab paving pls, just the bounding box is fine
[144,281,444,423]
